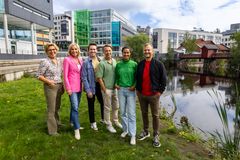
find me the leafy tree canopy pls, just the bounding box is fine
[181,32,197,54]
[124,33,149,62]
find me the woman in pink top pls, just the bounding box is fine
[63,43,83,140]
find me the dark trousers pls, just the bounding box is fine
[137,92,160,136]
[87,82,104,123]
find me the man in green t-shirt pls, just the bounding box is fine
[96,44,122,133]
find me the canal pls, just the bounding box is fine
[160,69,237,135]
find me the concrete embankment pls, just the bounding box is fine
[0,59,41,82]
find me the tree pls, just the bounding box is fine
[229,32,240,74]
[181,32,197,54]
[164,43,175,67]
[124,33,149,62]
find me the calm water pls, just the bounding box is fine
[160,70,236,134]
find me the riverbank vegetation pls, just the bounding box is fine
[207,88,240,160]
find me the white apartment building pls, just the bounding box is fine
[152,28,222,54]
[222,23,240,48]
[54,11,73,50]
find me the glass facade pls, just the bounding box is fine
[74,10,90,47]
[152,32,158,49]
[112,22,120,47]
[89,10,112,46]
[0,23,31,41]
[168,32,177,49]
[60,20,69,35]
[72,9,136,52]
[0,0,4,13]
[0,23,3,37]
[178,33,185,45]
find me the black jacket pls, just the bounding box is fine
[136,58,167,94]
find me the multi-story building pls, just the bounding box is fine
[222,23,240,48]
[152,28,222,54]
[0,0,54,55]
[137,25,152,42]
[54,9,137,56]
[36,30,51,53]
[53,11,73,51]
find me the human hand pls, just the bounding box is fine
[67,90,72,95]
[101,87,106,94]
[128,86,135,91]
[156,92,161,96]
[115,85,120,90]
[48,80,56,87]
[87,92,93,98]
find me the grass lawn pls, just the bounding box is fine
[0,78,210,160]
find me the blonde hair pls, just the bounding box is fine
[144,43,153,48]
[68,43,81,56]
[44,43,59,54]
[143,43,153,51]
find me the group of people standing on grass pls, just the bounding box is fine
[36,42,167,148]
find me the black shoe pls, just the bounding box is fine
[138,131,150,140]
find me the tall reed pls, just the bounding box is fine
[208,86,240,160]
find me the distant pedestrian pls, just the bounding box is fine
[96,44,122,133]
[63,43,83,140]
[136,43,167,147]
[37,43,64,136]
[81,43,104,131]
[115,46,137,145]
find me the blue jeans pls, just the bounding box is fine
[69,92,81,130]
[118,87,136,137]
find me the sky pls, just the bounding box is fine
[53,0,240,32]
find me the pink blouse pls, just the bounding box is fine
[63,56,83,92]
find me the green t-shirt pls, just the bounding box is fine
[115,59,137,87]
[96,58,116,89]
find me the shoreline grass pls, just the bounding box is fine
[0,78,210,160]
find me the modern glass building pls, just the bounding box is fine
[0,0,54,55]
[74,10,90,48]
[69,9,137,56]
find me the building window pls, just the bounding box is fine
[152,32,158,49]
[168,32,177,49]
[112,22,120,47]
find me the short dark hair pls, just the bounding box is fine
[121,46,131,53]
[88,43,97,51]
[103,44,112,51]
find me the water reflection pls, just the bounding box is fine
[160,70,236,134]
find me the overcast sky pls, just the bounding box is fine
[53,0,240,32]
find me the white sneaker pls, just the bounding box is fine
[100,119,105,124]
[120,131,128,138]
[74,129,80,140]
[71,123,84,130]
[91,122,98,131]
[130,136,136,145]
[106,125,116,133]
[114,121,122,129]
[80,127,84,130]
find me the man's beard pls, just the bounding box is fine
[144,53,150,58]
